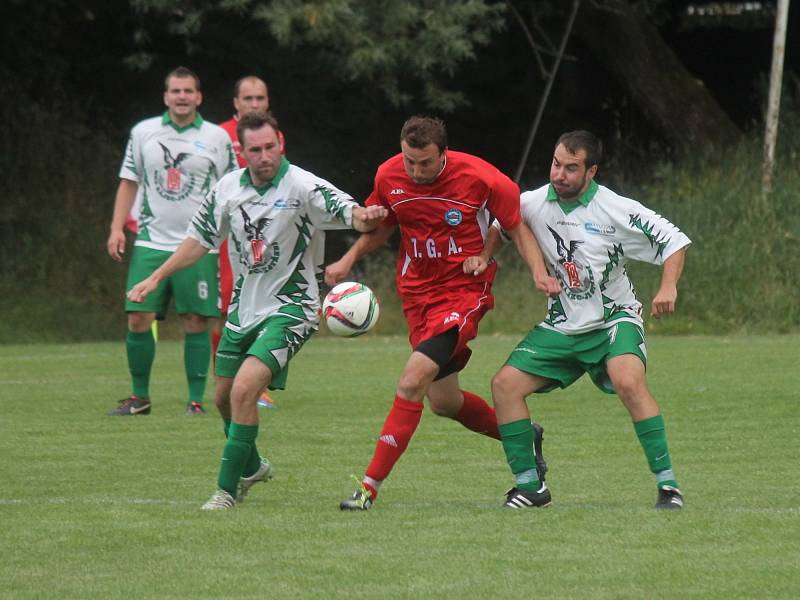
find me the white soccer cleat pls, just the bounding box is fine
[236,459,274,502]
[201,489,236,510]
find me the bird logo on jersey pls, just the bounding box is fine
[240,206,279,273]
[548,225,596,300]
[154,142,197,201]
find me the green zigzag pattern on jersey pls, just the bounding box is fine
[602,294,628,322]
[289,214,313,262]
[123,136,137,174]
[545,296,567,326]
[276,261,314,304]
[315,185,349,223]
[138,172,154,241]
[192,190,219,247]
[226,274,245,328]
[629,213,670,260]
[200,169,214,197]
[599,243,624,291]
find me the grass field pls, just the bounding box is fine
[1,334,798,599]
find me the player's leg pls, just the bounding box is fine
[174,254,219,414]
[111,247,170,416]
[341,350,439,511]
[492,327,581,508]
[604,324,682,508]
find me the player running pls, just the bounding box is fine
[326,116,560,511]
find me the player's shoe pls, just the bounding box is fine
[185,401,206,415]
[655,485,684,509]
[236,459,274,502]
[201,489,236,510]
[257,392,275,408]
[503,485,552,508]
[108,395,151,416]
[532,421,548,482]
[339,477,374,511]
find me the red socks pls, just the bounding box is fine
[365,395,424,488]
[453,389,500,440]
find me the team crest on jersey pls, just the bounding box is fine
[444,208,462,226]
[241,206,280,273]
[154,142,196,201]
[547,226,596,300]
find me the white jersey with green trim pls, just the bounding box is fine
[516,183,691,334]
[188,161,358,334]
[119,114,235,251]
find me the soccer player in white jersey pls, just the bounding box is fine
[127,112,388,509]
[467,130,690,510]
[107,66,236,417]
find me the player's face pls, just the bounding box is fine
[401,141,445,185]
[549,144,597,201]
[163,76,202,125]
[241,124,284,186]
[233,80,269,117]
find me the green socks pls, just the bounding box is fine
[222,419,262,480]
[218,422,259,496]
[634,414,679,489]
[184,331,211,403]
[499,419,541,492]
[127,330,155,398]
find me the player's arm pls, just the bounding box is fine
[462,226,504,276]
[351,205,389,232]
[505,222,561,297]
[651,247,687,318]
[107,179,138,261]
[127,238,209,303]
[324,221,395,286]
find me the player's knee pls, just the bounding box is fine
[396,373,426,401]
[609,371,644,401]
[491,368,517,403]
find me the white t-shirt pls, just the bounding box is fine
[189,159,358,334]
[508,181,691,334]
[119,113,235,251]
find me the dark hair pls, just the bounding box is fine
[164,66,201,91]
[556,130,603,168]
[400,116,448,153]
[236,111,280,147]
[233,76,267,98]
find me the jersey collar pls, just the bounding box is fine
[547,179,598,214]
[161,111,204,132]
[240,156,290,194]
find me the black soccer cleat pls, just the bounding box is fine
[108,395,151,416]
[532,422,548,482]
[655,485,684,509]
[503,485,552,509]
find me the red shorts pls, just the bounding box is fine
[218,239,233,315]
[402,281,494,373]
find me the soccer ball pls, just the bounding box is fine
[322,282,380,337]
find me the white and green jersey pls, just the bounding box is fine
[510,181,691,334]
[119,112,235,251]
[188,158,358,334]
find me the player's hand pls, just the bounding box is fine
[651,285,677,318]
[353,205,389,231]
[107,229,127,262]
[535,271,561,297]
[127,277,158,304]
[324,259,352,286]
[462,256,489,276]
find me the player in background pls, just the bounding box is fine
[127,112,388,509]
[469,130,690,509]
[107,66,235,416]
[217,76,279,407]
[326,116,561,511]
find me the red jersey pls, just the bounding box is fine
[219,118,247,168]
[366,150,521,298]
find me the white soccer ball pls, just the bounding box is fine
[322,281,380,337]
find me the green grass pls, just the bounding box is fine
[1,334,798,599]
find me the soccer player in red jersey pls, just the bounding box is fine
[326,116,561,510]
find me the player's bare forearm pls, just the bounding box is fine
[463,227,502,276]
[127,238,209,303]
[507,222,561,296]
[107,179,139,261]
[351,205,389,232]
[651,247,687,317]
[325,222,394,285]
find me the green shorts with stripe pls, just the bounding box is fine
[125,246,219,317]
[505,322,647,395]
[214,305,318,390]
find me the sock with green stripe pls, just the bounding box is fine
[634,414,679,489]
[499,419,541,492]
[184,331,211,403]
[127,329,155,398]
[217,422,259,496]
